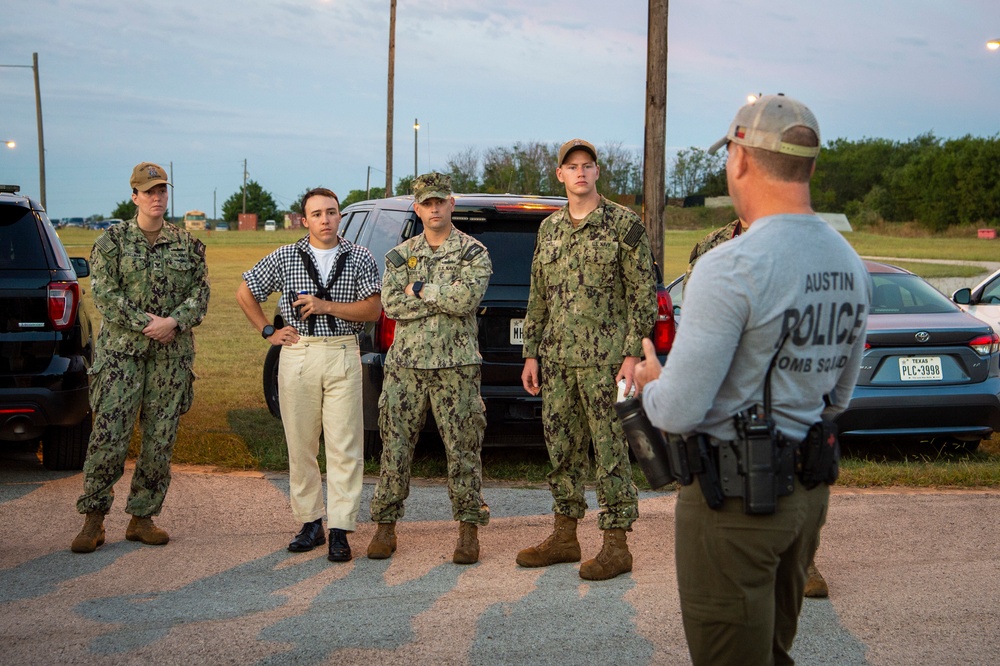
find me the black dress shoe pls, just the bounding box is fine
[328,528,352,562]
[288,519,325,552]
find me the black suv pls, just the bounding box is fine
[262,193,676,458]
[0,185,93,469]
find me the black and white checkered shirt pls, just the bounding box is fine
[243,235,381,336]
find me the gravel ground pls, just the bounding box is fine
[2,450,1000,665]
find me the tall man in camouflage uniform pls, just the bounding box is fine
[517,139,658,580]
[367,172,492,565]
[72,162,210,553]
[687,218,831,599]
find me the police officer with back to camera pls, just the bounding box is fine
[367,172,492,565]
[72,162,210,553]
[634,94,870,665]
[687,218,831,599]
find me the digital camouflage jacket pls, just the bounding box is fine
[523,197,657,366]
[383,227,492,369]
[90,217,210,358]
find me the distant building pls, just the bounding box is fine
[284,212,303,229]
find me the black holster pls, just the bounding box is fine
[798,418,840,489]
[716,408,796,515]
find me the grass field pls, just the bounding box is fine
[55,219,1000,488]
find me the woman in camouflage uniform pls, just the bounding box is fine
[71,162,209,553]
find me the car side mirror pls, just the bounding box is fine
[70,257,90,278]
[952,287,972,305]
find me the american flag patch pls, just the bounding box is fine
[735,126,747,139]
[622,222,644,248]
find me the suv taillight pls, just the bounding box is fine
[969,332,1000,355]
[652,287,676,354]
[375,310,396,353]
[48,281,79,331]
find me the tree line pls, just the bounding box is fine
[105,134,1000,231]
[811,133,1000,231]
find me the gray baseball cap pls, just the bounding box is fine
[708,94,821,158]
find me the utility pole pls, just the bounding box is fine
[366,166,371,200]
[385,0,396,196]
[242,159,247,214]
[643,0,668,267]
[32,53,45,210]
[169,161,174,221]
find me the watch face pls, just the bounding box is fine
[262,325,275,338]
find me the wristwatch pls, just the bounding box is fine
[261,324,276,339]
[412,281,424,298]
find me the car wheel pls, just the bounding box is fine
[931,437,982,453]
[364,429,383,460]
[959,440,982,453]
[263,345,282,419]
[948,439,981,453]
[43,414,92,470]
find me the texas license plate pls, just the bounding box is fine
[510,318,524,345]
[899,356,943,381]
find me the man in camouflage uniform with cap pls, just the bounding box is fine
[71,162,209,553]
[517,139,658,580]
[367,172,492,565]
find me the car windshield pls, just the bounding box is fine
[870,272,959,315]
[455,221,538,286]
[409,218,540,287]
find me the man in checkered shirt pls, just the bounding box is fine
[237,188,381,562]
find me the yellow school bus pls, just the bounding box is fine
[183,210,207,231]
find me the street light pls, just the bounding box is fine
[4,140,14,149]
[413,118,420,179]
[988,39,1000,51]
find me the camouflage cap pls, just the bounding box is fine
[558,138,598,165]
[412,172,453,203]
[130,162,171,192]
[708,94,821,157]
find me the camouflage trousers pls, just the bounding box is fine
[370,364,489,525]
[540,362,638,530]
[76,350,194,517]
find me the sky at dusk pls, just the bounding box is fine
[2,0,999,219]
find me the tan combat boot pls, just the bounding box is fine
[367,522,397,559]
[71,512,106,553]
[516,514,581,567]
[804,561,829,598]
[125,515,169,545]
[579,528,632,581]
[453,522,480,564]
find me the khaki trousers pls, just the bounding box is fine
[277,336,363,531]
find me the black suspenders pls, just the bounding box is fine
[295,247,349,335]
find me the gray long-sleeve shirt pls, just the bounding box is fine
[642,214,870,442]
